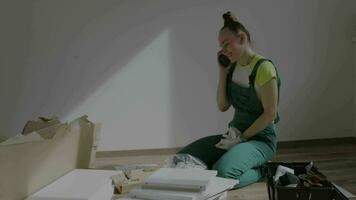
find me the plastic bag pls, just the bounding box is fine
[163,153,207,169]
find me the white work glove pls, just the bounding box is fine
[215,127,245,150]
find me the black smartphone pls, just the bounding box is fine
[218,54,231,68]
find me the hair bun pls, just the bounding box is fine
[222,11,237,25]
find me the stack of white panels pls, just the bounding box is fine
[124,168,238,200]
[143,168,217,191]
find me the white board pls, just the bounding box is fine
[26,169,118,200]
[143,168,218,191]
[131,176,238,200]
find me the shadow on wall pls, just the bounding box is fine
[11,0,227,150]
[11,0,198,134]
[168,6,224,146]
[0,0,33,137]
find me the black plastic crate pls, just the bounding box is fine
[265,162,348,200]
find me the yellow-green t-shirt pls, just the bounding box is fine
[232,54,277,99]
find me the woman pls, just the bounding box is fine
[178,11,281,188]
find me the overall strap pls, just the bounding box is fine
[249,59,281,124]
[227,62,237,81]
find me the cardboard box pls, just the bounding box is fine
[0,115,99,200]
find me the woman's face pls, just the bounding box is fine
[218,28,245,63]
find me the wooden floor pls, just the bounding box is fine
[94,138,356,200]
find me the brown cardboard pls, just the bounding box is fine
[21,116,61,135]
[112,169,156,194]
[0,115,97,200]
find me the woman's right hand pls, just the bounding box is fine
[217,50,231,75]
[216,50,232,112]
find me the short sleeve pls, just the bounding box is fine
[255,61,277,87]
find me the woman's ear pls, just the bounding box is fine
[238,32,246,44]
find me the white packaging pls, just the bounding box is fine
[26,169,119,200]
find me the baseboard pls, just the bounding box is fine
[277,137,356,148]
[96,137,356,158]
[96,147,181,158]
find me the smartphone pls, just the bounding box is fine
[218,54,231,68]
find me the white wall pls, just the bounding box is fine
[0,0,34,138]
[287,0,356,141]
[353,36,356,138]
[2,0,356,151]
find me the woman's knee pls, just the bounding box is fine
[213,162,244,179]
[178,134,226,169]
[183,134,219,146]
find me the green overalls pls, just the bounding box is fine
[178,58,281,188]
